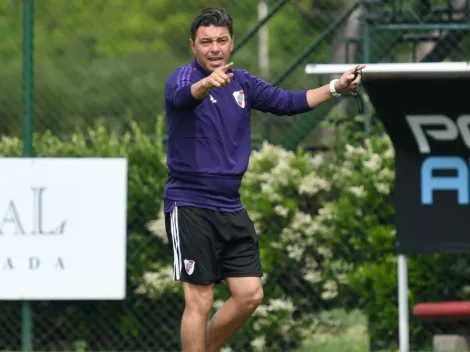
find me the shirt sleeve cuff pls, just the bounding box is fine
[178,84,204,108]
[292,90,311,113]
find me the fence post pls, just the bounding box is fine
[22,0,35,350]
[23,0,34,157]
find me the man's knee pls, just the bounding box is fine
[244,284,264,309]
[227,277,264,310]
[183,282,215,315]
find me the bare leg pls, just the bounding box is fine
[181,282,214,352]
[206,277,263,352]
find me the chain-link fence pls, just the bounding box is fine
[1,0,470,351]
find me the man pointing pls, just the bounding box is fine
[163,7,364,352]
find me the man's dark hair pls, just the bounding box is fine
[190,8,233,41]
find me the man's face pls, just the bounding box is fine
[190,25,234,72]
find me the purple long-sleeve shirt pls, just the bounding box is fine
[163,59,311,213]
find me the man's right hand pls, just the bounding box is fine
[202,62,234,89]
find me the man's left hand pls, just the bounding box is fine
[335,64,366,95]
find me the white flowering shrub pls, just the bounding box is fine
[135,115,399,351]
[238,116,470,351]
[0,112,408,351]
[321,118,470,351]
[235,115,396,350]
[8,112,464,351]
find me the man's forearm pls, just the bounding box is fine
[306,84,333,109]
[191,78,212,100]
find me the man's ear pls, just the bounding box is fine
[231,35,235,51]
[190,39,196,54]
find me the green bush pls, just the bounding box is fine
[240,114,470,351]
[2,112,468,351]
[0,116,182,351]
[139,114,398,352]
[304,115,470,351]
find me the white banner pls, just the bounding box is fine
[0,158,128,300]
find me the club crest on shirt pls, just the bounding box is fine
[184,259,195,275]
[233,90,245,108]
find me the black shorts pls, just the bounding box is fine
[165,205,263,285]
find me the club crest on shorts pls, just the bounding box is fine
[184,259,195,275]
[233,90,245,108]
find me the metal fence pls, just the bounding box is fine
[1,0,470,351]
[0,0,354,141]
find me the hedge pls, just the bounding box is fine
[0,114,467,351]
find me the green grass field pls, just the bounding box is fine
[298,309,455,352]
[298,309,370,352]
